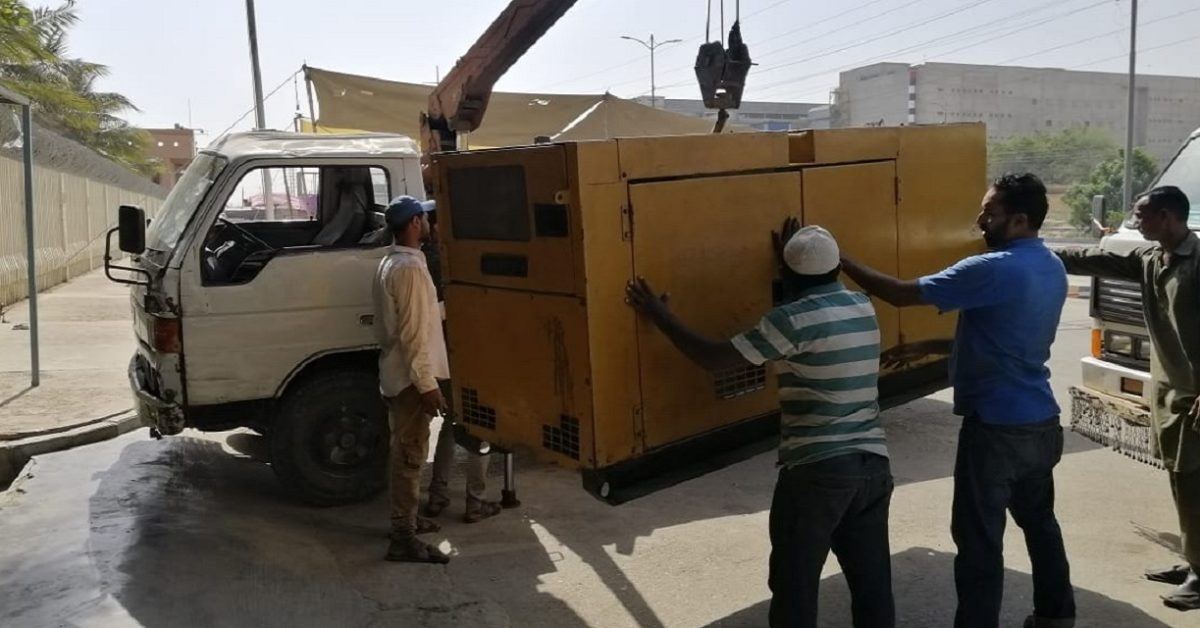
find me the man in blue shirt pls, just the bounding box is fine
[840,173,1074,628]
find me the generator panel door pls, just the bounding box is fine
[800,161,901,355]
[437,145,577,296]
[630,172,802,451]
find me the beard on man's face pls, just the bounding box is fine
[981,218,1009,249]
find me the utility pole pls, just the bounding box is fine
[1122,0,1139,214]
[243,0,274,219]
[621,34,682,108]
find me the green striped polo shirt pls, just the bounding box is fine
[730,281,887,468]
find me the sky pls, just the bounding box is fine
[29,0,1200,147]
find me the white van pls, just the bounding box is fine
[107,131,425,504]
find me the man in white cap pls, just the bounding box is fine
[627,218,893,628]
[374,195,451,563]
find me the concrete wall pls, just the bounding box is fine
[0,113,164,307]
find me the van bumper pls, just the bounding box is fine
[129,355,186,436]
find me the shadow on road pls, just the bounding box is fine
[701,547,1177,628]
[82,395,1123,627]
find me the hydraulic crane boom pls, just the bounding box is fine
[421,0,579,155]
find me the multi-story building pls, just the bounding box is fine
[833,62,1200,165]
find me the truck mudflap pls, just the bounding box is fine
[1069,385,1161,468]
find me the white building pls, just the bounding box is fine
[834,62,1200,165]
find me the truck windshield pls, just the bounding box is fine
[1154,135,1200,230]
[145,153,227,252]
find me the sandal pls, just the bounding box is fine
[463,500,503,524]
[423,496,450,518]
[1146,564,1192,585]
[416,516,441,534]
[385,536,451,564]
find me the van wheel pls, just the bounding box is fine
[270,368,388,505]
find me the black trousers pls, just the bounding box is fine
[952,417,1075,628]
[769,453,895,628]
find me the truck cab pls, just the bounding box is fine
[1071,128,1200,463]
[109,131,425,504]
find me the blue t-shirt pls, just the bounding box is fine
[918,238,1067,424]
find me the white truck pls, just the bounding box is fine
[107,131,425,504]
[1070,127,1200,463]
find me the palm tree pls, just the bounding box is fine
[0,0,158,176]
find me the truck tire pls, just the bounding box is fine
[270,368,388,505]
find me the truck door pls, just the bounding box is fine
[176,160,413,407]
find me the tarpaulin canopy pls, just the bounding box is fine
[304,66,748,147]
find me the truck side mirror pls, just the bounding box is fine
[118,205,146,254]
[1090,195,1107,236]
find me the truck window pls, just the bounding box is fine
[1155,136,1200,230]
[145,153,226,255]
[202,164,391,285]
[223,166,319,223]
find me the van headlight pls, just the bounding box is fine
[1136,338,1153,361]
[1105,332,1134,357]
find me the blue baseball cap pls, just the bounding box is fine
[385,196,435,229]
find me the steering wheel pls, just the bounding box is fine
[217,217,277,252]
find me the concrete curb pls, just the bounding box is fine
[0,408,133,442]
[0,411,141,490]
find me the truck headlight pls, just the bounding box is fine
[1136,338,1153,361]
[1105,332,1134,357]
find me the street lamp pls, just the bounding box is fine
[1122,0,1139,214]
[620,34,682,108]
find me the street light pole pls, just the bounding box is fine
[243,0,274,219]
[621,34,682,108]
[1122,0,1139,214]
[244,0,267,130]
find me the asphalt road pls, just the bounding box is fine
[0,298,1192,627]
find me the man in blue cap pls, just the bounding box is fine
[374,195,451,563]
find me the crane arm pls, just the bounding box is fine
[421,0,578,154]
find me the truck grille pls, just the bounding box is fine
[1094,278,1145,326]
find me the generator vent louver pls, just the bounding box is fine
[543,415,580,460]
[714,365,767,399]
[460,388,497,430]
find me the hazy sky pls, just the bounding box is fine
[31,0,1200,146]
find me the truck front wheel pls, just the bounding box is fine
[270,368,388,505]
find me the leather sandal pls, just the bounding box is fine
[463,500,503,524]
[422,496,450,518]
[385,536,451,564]
[1146,564,1192,585]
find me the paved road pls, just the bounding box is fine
[0,299,1192,627]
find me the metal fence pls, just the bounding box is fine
[0,154,163,306]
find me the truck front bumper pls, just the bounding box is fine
[1069,385,1158,467]
[129,355,186,436]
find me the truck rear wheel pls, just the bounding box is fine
[270,368,388,505]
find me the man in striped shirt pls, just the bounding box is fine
[627,221,893,628]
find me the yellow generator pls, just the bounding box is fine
[433,124,985,503]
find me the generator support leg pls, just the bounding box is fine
[501,452,520,508]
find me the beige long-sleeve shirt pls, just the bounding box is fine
[373,245,449,397]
